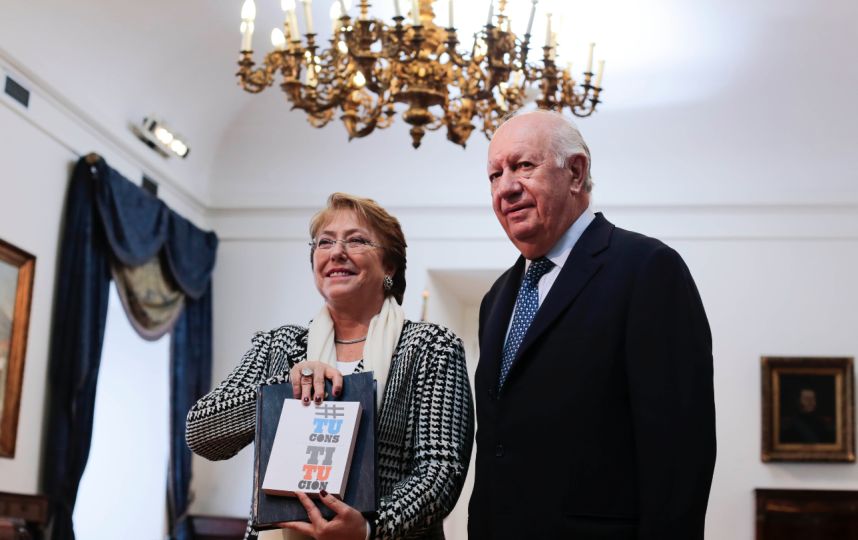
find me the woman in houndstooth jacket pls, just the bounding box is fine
[186,193,474,540]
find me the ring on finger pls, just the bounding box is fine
[300,366,313,381]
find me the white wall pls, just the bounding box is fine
[198,204,858,539]
[0,103,72,492]
[0,54,208,496]
[0,0,247,206]
[679,237,858,539]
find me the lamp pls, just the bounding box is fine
[237,0,605,148]
[135,117,191,159]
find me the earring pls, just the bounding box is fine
[383,275,393,292]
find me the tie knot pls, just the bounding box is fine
[524,257,554,285]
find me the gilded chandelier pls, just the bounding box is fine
[237,0,605,148]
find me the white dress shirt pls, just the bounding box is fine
[528,206,596,304]
[506,207,596,340]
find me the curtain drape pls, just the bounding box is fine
[168,286,212,540]
[111,257,185,340]
[42,155,217,540]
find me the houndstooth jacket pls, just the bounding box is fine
[186,320,474,539]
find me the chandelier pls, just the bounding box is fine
[236,0,605,148]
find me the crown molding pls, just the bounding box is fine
[211,203,858,242]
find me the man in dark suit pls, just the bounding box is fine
[468,110,716,539]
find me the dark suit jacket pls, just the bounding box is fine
[468,213,716,540]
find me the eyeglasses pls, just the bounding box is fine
[309,237,382,253]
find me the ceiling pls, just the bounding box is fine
[2,0,857,209]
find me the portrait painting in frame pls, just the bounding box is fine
[761,356,855,462]
[0,238,35,458]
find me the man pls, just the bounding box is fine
[780,387,835,444]
[468,110,716,539]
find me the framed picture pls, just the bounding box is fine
[0,238,35,458]
[761,356,855,462]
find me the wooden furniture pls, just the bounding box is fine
[756,489,858,539]
[0,492,48,540]
[0,518,29,540]
[190,515,248,540]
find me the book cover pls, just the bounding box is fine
[261,399,362,497]
[252,371,377,530]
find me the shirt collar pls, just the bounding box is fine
[525,206,596,271]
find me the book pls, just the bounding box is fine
[252,371,377,530]
[261,399,362,497]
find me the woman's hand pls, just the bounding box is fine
[280,491,368,540]
[290,361,343,405]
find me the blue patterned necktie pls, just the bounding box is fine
[499,257,555,388]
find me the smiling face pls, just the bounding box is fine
[312,210,391,313]
[487,113,589,259]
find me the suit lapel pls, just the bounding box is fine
[480,256,525,383]
[507,214,614,379]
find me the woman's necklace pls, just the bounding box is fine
[334,335,367,345]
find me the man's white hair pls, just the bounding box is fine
[499,109,593,193]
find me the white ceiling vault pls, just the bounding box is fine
[2,0,857,210]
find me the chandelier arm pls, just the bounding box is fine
[568,87,602,118]
[422,113,445,132]
[306,108,336,128]
[347,118,380,139]
[236,52,278,93]
[443,33,469,68]
[292,89,352,115]
[342,90,393,139]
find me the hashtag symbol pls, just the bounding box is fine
[315,403,345,419]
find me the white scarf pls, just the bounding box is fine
[306,295,405,410]
[261,297,404,540]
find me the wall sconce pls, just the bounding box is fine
[134,117,190,158]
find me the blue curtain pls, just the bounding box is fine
[41,158,112,540]
[42,156,217,540]
[168,287,212,540]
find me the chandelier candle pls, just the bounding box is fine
[282,0,300,40]
[240,0,256,51]
[595,60,605,88]
[411,0,421,25]
[587,42,595,73]
[240,21,254,51]
[302,0,314,34]
[544,12,551,47]
[525,0,537,36]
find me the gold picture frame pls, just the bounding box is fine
[0,238,35,458]
[761,356,855,462]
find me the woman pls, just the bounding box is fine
[186,193,474,540]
